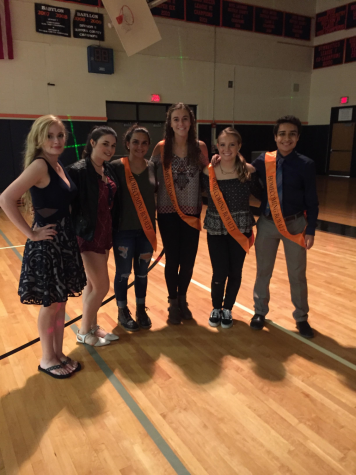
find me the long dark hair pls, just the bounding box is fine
[123,124,151,151]
[82,125,117,159]
[217,127,250,183]
[163,103,201,169]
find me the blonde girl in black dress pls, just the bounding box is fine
[0,115,86,379]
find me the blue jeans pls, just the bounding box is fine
[113,229,153,307]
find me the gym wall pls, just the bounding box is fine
[308,0,356,125]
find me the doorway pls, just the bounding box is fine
[106,101,197,159]
[329,122,355,176]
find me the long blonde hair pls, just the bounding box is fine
[23,115,66,209]
[217,127,250,183]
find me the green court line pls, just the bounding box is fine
[0,228,191,475]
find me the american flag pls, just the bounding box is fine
[0,0,13,59]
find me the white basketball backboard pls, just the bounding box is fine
[102,0,162,56]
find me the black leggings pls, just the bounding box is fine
[207,233,248,310]
[158,213,200,299]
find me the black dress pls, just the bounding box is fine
[18,158,86,307]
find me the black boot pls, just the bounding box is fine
[178,295,193,320]
[118,306,140,332]
[136,304,152,329]
[167,298,182,325]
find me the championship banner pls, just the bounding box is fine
[101,0,161,56]
[265,151,306,248]
[73,10,104,40]
[35,3,71,37]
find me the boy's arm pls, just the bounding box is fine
[304,161,319,249]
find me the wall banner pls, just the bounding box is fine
[186,0,221,27]
[284,13,311,41]
[73,10,104,40]
[345,35,356,63]
[222,2,253,31]
[313,40,345,69]
[254,7,284,37]
[150,0,184,20]
[315,5,347,36]
[35,3,71,37]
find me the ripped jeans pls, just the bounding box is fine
[113,229,153,307]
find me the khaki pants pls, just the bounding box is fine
[253,215,309,322]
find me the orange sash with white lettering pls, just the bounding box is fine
[265,151,306,248]
[159,140,201,231]
[208,164,254,254]
[122,156,157,252]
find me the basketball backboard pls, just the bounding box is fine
[102,0,162,56]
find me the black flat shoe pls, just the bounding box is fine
[296,321,315,339]
[250,314,265,330]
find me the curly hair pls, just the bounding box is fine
[217,127,251,183]
[273,115,302,136]
[162,103,201,169]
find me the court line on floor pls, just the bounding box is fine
[0,228,191,475]
[154,260,356,373]
[66,320,190,475]
[2,225,355,467]
[0,244,25,250]
[0,230,23,260]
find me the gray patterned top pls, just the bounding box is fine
[150,153,207,215]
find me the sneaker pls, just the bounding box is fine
[221,309,233,329]
[250,314,265,330]
[136,304,152,330]
[118,306,140,332]
[209,309,221,327]
[296,321,314,339]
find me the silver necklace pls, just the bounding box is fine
[219,163,236,175]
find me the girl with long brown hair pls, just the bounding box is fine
[0,115,86,378]
[151,103,209,324]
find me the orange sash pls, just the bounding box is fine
[265,151,306,248]
[122,156,157,252]
[159,140,201,231]
[208,164,254,254]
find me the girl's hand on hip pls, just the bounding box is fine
[31,223,57,241]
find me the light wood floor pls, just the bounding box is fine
[316,176,356,226]
[0,201,356,475]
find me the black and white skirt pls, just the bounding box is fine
[18,215,87,307]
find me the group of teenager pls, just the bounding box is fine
[0,102,319,379]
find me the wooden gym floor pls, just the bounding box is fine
[0,176,355,475]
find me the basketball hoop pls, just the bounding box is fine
[116,5,134,31]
